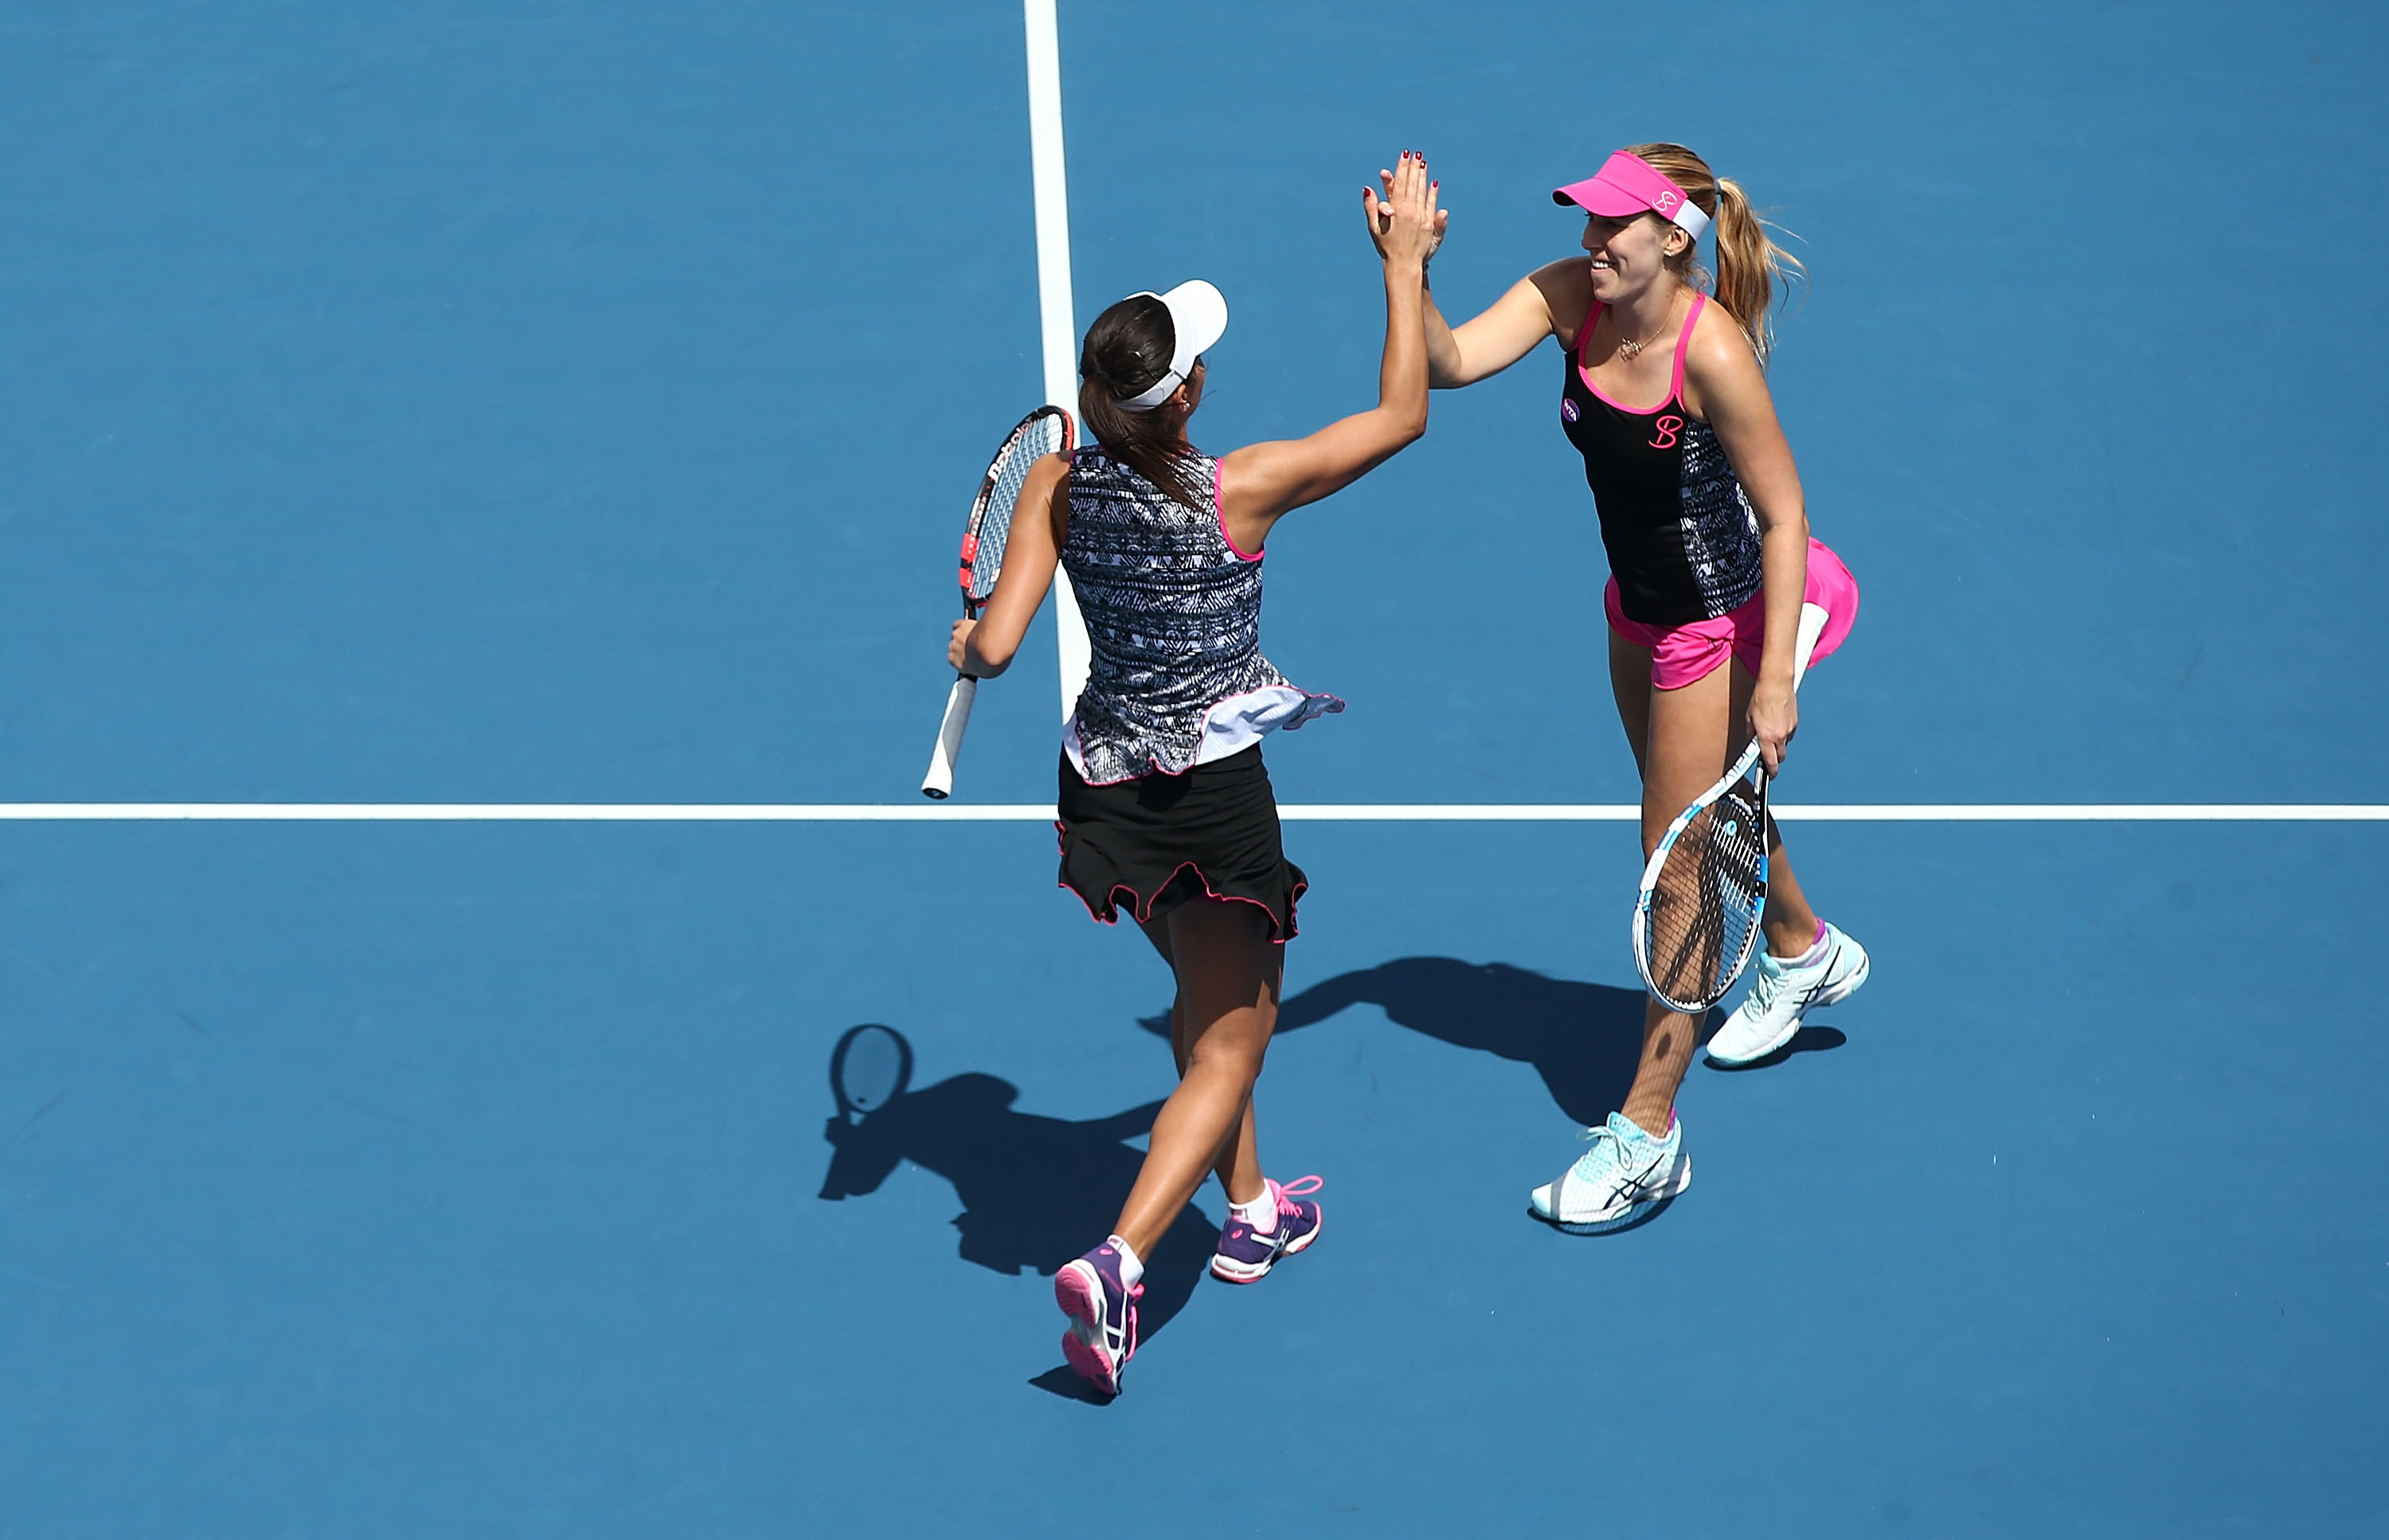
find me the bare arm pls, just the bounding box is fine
[1682,308,1808,772]
[1214,151,1441,553]
[946,452,1069,678]
[1423,257,1587,387]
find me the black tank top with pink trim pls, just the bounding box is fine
[1558,291,1764,626]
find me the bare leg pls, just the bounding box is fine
[1608,628,1655,778]
[1722,659,1822,959]
[1758,841,1821,958]
[1112,899,1278,1259]
[1139,913,1264,1206]
[1613,638,1740,1137]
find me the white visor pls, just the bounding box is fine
[1116,279,1229,412]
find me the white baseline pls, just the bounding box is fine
[1022,0,1090,722]
[0,803,2378,822]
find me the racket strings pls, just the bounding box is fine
[967,413,1070,601]
[1642,784,1769,1010]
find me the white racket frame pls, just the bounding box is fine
[918,406,1073,799]
[1629,602,1829,1013]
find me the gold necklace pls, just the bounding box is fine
[1613,293,1681,362]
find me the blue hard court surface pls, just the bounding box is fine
[0,2,2383,1534]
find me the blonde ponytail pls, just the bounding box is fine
[1622,143,1806,365]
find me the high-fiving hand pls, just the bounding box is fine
[1364,150,1446,269]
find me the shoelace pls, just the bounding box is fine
[1271,1175,1324,1218]
[1572,1123,1667,1195]
[1749,948,1797,1010]
[1752,936,1836,1011]
[1226,1175,1324,1238]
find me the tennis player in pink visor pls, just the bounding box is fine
[1410,143,1869,1230]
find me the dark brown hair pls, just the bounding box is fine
[1077,295,1207,510]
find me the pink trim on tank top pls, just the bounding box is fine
[1574,291,1708,416]
[1214,460,1262,561]
[1670,293,1705,402]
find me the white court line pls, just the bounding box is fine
[0,804,2378,823]
[1754,805,2389,822]
[1022,0,1089,723]
[0,804,1058,823]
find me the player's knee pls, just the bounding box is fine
[1185,1030,1267,1087]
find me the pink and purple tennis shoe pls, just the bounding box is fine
[1209,1175,1324,1284]
[1055,1241,1142,1396]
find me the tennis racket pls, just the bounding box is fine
[1631,602,1830,1015]
[921,405,1075,799]
[829,1022,914,1123]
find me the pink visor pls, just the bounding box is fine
[1554,151,1710,240]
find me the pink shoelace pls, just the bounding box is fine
[1267,1174,1324,1217]
[1222,1175,1324,1238]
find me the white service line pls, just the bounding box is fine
[1773,804,2389,822]
[1022,0,1090,723]
[0,804,1055,823]
[0,804,2379,823]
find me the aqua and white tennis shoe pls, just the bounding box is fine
[1704,920,1869,1067]
[1527,1112,1691,1233]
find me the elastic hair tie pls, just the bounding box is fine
[1087,360,1144,400]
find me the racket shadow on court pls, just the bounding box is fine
[817,1024,1221,1400]
[1148,957,1836,1124]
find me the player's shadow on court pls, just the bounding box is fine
[1139,959,1846,1119]
[1701,1024,1847,1071]
[1132,957,1652,1123]
[816,1030,1218,1402]
[1141,956,1780,1124]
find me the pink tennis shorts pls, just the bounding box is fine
[1605,537,1859,690]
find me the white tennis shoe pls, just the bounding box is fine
[1704,920,1869,1066]
[1527,1113,1691,1233]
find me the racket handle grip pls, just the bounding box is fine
[921,675,978,799]
[1790,601,1829,690]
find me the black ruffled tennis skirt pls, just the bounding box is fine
[1056,745,1308,941]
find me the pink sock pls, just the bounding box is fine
[1785,919,1828,966]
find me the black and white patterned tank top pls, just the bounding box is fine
[1061,448,1342,786]
[1559,291,1765,625]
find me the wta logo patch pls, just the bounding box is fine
[1561,399,1581,424]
